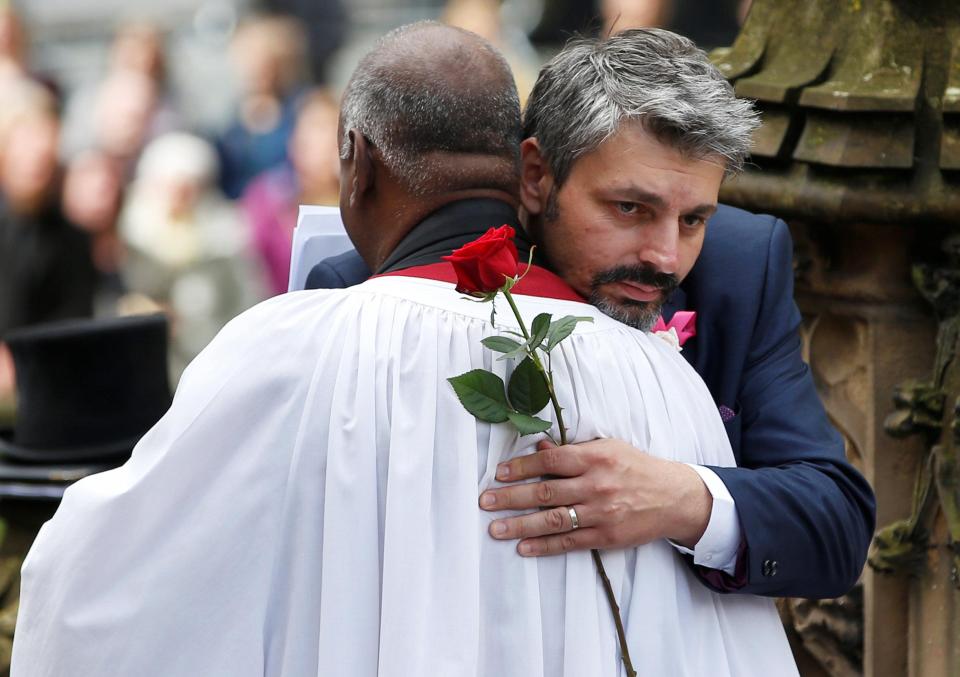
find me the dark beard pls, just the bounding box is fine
[588,264,679,331]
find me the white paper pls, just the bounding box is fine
[286,205,353,292]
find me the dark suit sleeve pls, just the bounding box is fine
[304,261,347,290]
[704,220,876,598]
[304,250,372,290]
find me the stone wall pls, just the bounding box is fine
[712,1,960,674]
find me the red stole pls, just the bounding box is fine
[374,263,586,303]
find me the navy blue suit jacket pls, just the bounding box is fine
[305,204,876,599]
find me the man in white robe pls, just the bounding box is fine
[12,22,798,676]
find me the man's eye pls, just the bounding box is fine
[617,202,637,215]
[682,215,705,228]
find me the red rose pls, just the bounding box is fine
[442,225,520,294]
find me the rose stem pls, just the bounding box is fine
[501,288,637,677]
[502,290,568,441]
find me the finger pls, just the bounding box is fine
[495,444,588,482]
[480,477,583,511]
[517,527,603,557]
[488,504,589,540]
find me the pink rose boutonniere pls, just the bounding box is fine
[652,310,697,351]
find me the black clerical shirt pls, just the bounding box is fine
[378,198,534,274]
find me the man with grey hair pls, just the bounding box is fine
[479,29,875,599]
[312,28,874,601]
[519,28,756,333]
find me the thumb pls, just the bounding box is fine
[537,439,558,451]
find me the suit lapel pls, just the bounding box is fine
[661,286,687,322]
[662,286,698,367]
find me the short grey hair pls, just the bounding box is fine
[523,28,758,184]
[340,21,521,195]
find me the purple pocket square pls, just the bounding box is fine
[718,405,736,423]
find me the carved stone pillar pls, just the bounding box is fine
[712,1,959,674]
[879,241,960,676]
[792,222,939,676]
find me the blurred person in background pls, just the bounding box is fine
[0,341,11,424]
[106,21,181,135]
[91,69,164,171]
[242,89,340,296]
[215,14,309,200]
[0,1,60,97]
[0,0,26,84]
[0,81,96,407]
[532,0,750,51]
[601,0,672,33]
[602,0,751,47]
[442,0,539,103]
[62,149,128,313]
[119,132,265,377]
[0,81,95,337]
[62,21,180,166]
[257,0,346,83]
[109,21,168,86]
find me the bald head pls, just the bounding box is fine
[339,21,521,195]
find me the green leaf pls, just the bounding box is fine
[546,315,594,351]
[448,370,510,423]
[496,342,532,362]
[507,411,553,436]
[481,336,523,353]
[528,313,552,351]
[507,357,551,415]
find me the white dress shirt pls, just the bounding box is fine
[672,465,742,575]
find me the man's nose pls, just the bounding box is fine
[637,219,680,274]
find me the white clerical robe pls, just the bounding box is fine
[12,276,798,677]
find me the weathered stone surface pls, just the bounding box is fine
[712,0,960,225]
[713,4,959,674]
[793,112,915,169]
[780,588,865,677]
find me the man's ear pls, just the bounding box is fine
[519,137,553,216]
[346,129,375,208]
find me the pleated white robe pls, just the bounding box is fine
[12,276,798,677]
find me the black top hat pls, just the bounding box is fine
[0,314,172,478]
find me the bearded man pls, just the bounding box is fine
[308,30,875,599]
[15,23,808,677]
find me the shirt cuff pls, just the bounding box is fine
[669,464,741,576]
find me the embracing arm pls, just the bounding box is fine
[703,220,876,598]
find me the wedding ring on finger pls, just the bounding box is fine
[567,506,580,530]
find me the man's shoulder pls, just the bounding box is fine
[687,204,789,294]
[700,204,783,268]
[681,204,795,358]
[305,250,371,290]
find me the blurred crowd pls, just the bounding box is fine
[0,0,749,412]
[0,5,343,400]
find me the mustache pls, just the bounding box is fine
[590,264,679,295]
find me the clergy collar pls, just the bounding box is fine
[377,198,532,274]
